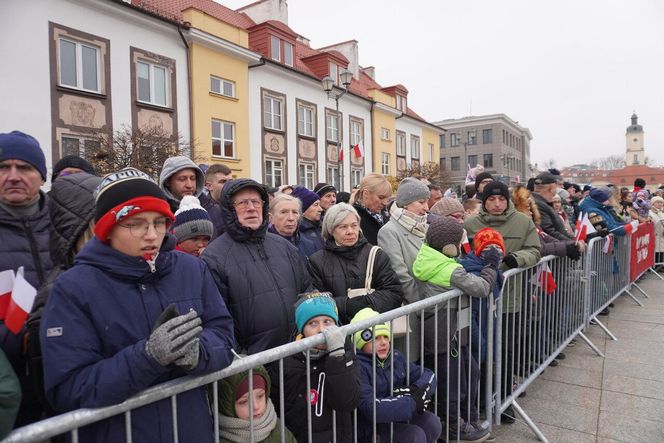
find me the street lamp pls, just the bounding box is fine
[322,69,353,191]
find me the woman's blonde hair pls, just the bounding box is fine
[321,203,360,240]
[351,173,392,206]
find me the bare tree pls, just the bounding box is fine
[84,125,199,180]
[542,158,557,170]
[592,155,626,170]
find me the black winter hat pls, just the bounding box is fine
[481,181,510,206]
[314,182,336,198]
[474,172,494,192]
[52,155,96,182]
[634,178,646,189]
[426,215,464,257]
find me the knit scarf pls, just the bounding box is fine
[392,207,427,238]
[218,398,277,442]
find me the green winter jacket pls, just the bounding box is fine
[217,365,296,443]
[0,349,21,439]
[465,201,541,313]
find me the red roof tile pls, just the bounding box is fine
[133,0,255,29]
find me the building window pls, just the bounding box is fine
[381,127,390,140]
[351,169,362,188]
[137,61,168,106]
[440,134,445,148]
[283,41,293,67]
[396,131,406,156]
[410,135,420,159]
[270,36,280,61]
[381,153,390,175]
[59,38,100,92]
[263,95,283,131]
[450,133,459,147]
[350,119,362,147]
[329,63,338,85]
[483,129,492,144]
[327,166,340,190]
[468,154,478,168]
[61,135,100,157]
[451,156,460,171]
[441,158,446,170]
[634,154,638,164]
[326,112,339,142]
[428,143,434,161]
[396,94,407,112]
[467,131,477,145]
[265,158,283,187]
[210,76,235,98]
[297,104,314,137]
[211,120,234,158]
[298,163,315,189]
[483,153,493,168]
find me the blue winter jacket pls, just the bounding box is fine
[268,224,319,262]
[299,217,325,252]
[459,253,502,364]
[40,236,235,442]
[356,350,436,440]
[579,197,628,236]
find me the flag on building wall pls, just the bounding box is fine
[353,142,364,158]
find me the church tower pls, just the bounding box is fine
[626,112,645,165]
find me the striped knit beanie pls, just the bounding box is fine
[173,196,214,242]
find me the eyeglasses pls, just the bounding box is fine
[233,199,263,210]
[117,218,172,238]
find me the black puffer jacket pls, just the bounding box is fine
[307,236,403,324]
[199,192,225,239]
[202,179,312,354]
[532,192,574,241]
[0,191,52,425]
[26,173,101,414]
[353,203,389,245]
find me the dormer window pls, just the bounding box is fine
[270,35,294,67]
[284,42,293,67]
[329,63,338,85]
[270,36,280,61]
[396,94,407,112]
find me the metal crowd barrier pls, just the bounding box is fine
[5,287,497,443]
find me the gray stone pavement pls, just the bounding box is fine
[490,271,664,443]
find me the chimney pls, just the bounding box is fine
[362,66,375,80]
[237,0,288,26]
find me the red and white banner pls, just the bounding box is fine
[574,213,596,241]
[532,263,557,295]
[1,267,37,334]
[630,222,655,282]
[0,269,14,320]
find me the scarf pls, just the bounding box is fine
[392,206,427,238]
[218,398,278,442]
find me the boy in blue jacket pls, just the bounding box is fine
[352,308,441,443]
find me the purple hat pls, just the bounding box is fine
[291,186,320,212]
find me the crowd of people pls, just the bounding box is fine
[1,129,663,442]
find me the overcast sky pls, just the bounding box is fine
[221,0,664,168]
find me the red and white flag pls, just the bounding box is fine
[352,142,364,158]
[624,220,639,236]
[532,263,557,295]
[338,146,344,162]
[574,212,596,241]
[0,269,14,320]
[3,267,37,334]
[602,235,614,254]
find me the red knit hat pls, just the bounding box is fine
[473,227,506,256]
[93,168,174,243]
[235,374,268,400]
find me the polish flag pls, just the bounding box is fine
[461,241,471,255]
[602,235,614,254]
[0,270,14,320]
[533,264,556,295]
[338,146,344,162]
[4,268,37,334]
[574,213,596,241]
[352,142,364,158]
[624,220,639,236]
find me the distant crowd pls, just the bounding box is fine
[1,129,663,442]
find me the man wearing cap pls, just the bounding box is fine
[40,167,235,442]
[532,172,577,242]
[159,156,205,213]
[313,182,337,216]
[202,178,312,355]
[0,130,54,426]
[291,186,325,251]
[474,172,493,201]
[464,180,541,423]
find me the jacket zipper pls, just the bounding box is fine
[23,220,45,286]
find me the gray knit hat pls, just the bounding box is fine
[173,195,214,242]
[396,177,430,208]
[426,215,464,257]
[430,197,464,217]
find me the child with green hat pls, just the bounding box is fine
[352,308,441,443]
[278,291,360,442]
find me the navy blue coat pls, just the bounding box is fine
[202,178,312,354]
[268,224,319,262]
[299,217,324,252]
[40,237,235,442]
[356,350,436,440]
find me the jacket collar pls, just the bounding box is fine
[219,179,269,243]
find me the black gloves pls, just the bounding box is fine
[409,384,432,414]
[566,242,581,260]
[503,253,519,269]
[480,247,503,268]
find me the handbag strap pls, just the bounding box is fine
[364,246,380,290]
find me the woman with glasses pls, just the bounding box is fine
[40,168,235,442]
[350,173,392,245]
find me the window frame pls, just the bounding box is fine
[297,103,315,137]
[327,166,340,190]
[451,156,460,171]
[381,127,390,141]
[410,135,420,159]
[326,111,340,142]
[351,168,362,188]
[58,37,101,93]
[468,154,478,168]
[211,119,235,158]
[483,153,493,168]
[298,162,315,189]
[60,134,100,157]
[265,158,284,187]
[270,36,280,62]
[428,143,435,161]
[350,119,362,147]
[283,41,294,67]
[210,75,235,98]
[137,59,169,107]
[396,131,406,156]
[482,128,493,144]
[381,152,390,175]
[263,95,284,131]
[450,133,459,147]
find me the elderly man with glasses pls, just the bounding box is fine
[202,178,312,355]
